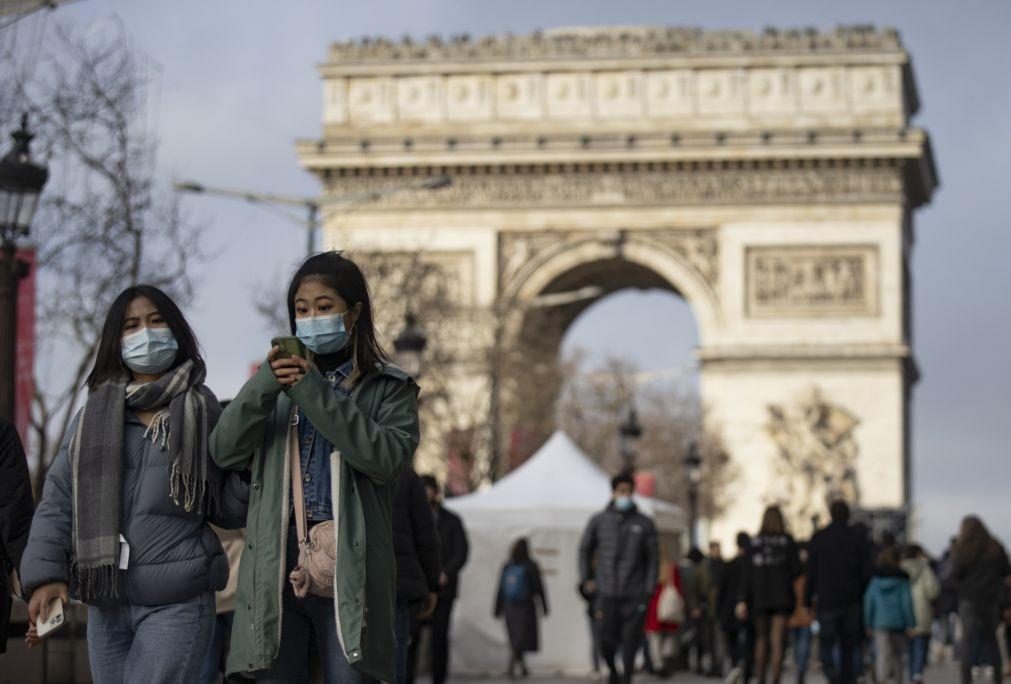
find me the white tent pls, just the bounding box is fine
[444,431,685,675]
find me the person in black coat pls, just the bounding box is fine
[737,505,801,684]
[408,475,470,684]
[393,467,441,684]
[719,532,755,682]
[805,500,872,684]
[494,538,548,678]
[0,417,34,655]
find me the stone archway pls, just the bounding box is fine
[298,26,937,541]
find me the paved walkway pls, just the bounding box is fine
[448,661,963,683]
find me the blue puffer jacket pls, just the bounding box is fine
[863,566,915,631]
[21,411,248,605]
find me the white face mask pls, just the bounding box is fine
[122,327,178,374]
[614,495,634,511]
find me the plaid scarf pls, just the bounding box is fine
[69,360,222,601]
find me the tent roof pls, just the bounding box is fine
[446,431,685,531]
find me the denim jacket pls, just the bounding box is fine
[295,360,353,521]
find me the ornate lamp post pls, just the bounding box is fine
[618,405,643,471]
[0,114,49,422]
[683,442,703,547]
[393,310,427,380]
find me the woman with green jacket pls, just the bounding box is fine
[210,252,420,683]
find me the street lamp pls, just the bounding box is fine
[393,311,427,379]
[173,175,452,255]
[683,442,703,547]
[618,405,643,471]
[0,114,49,422]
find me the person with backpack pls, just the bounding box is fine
[494,538,548,678]
[899,544,939,684]
[209,252,420,683]
[20,285,248,681]
[864,547,915,684]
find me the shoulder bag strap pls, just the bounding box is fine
[289,410,309,546]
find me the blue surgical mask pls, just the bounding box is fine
[295,313,350,354]
[614,495,634,511]
[122,327,178,374]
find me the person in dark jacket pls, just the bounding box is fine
[494,537,548,678]
[393,467,441,684]
[949,515,1011,684]
[20,285,248,681]
[408,475,469,684]
[579,472,658,684]
[681,546,715,675]
[719,532,754,684]
[737,505,801,684]
[0,417,34,655]
[805,500,872,684]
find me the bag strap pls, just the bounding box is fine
[289,410,309,546]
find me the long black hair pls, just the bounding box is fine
[510,537,530,564]
[86,285,204,390]
[286,251,389,381]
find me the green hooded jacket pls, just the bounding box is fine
[209,360,419,682]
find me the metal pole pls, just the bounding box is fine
[688,485,699,548]
[0,242,24,423]
[306,203,318,255]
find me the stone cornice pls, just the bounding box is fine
[315,162,907,210]
[325,26,904,68]
[697,343,912,362]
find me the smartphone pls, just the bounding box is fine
[36,597,65,638]
[270,336,308,360]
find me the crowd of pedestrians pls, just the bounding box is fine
[0,250,1008,684]
[574,490,1011,684]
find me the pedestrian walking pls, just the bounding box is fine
[579,472,659,684]
[209,252,420,683]
[719,532,754,684]
[948,515,1011,684]
[20,285,249,682]
[393,467,441,684]
[683,546,716,675]
[864,547,915,684]
[805,500,872,684]
[0,416,34,655]
[709,541,727,676]
[900,544,939,684]
[736,505,802,684]
[787,543,813,684]
[494,538,549,678]
[645,552,684,678]
[409,475,469,684]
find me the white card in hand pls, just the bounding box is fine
[118,534,130,570]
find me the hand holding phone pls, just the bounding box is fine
[36,597,65,638]
[269,336,311,387]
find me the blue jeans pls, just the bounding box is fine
[87,592,215,684]
[791,626,812,683]
[394,599,413,684]
[199,612,234,684]
[255,526,377,684]
[908,634,929,680]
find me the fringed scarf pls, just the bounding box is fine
[68,359,222,601]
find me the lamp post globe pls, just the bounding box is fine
[618,405,643,470]
[0,114,49,242]
[0,113,49,423]
[683,441,702,547]
[393,310,427,379]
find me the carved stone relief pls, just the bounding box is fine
[766,388,861,536]
[746,245,879,317]
[325,167,903,209]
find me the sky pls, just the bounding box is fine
[7,0,1011,553]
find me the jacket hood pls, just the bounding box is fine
[873,565,909,580]
[872,575,910,595]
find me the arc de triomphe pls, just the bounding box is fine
[297,26,936,541]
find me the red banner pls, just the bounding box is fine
[15,249,35,447]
